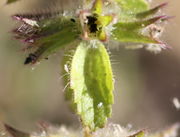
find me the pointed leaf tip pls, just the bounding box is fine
[129,130,146,137]
[136,2,168,18]
[157,2,169,8]
[160,16,175,22]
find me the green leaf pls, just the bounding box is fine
[113,16,163,30]
[136,3,168,19]
[115,0,149,20]
[112,27,159,44]
[111,16,165,44]
[129,130,145,137]
[69,41,114,131]
[13,16,81,64]
[92,0,103,14]
[33,19,80,61]
[99,15,113,27]
[6,0,20,4]
[116,0,149,12]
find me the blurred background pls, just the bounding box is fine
[0,0,179,133]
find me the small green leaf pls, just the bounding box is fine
[92,0,103,14]
[12,16,81,64]
[111,15,165,44]
[115,0,149,20]
[129,130,145,137]
[112,25,159,44]
[116,0,149,12]
[33,21,80,62]
[99,15,113,27]
[113,16,163,30]
[6,0,20,4]
[69,41,114,131]
[136,3,168,19]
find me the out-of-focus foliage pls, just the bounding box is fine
[1,123,179,137]
[6,0,20,4]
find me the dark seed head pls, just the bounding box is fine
[70,18,76,22]
[87,16,98,33]
[24,53,37,64]
[87,16,97,25]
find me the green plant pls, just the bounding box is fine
[3,0,178,137]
